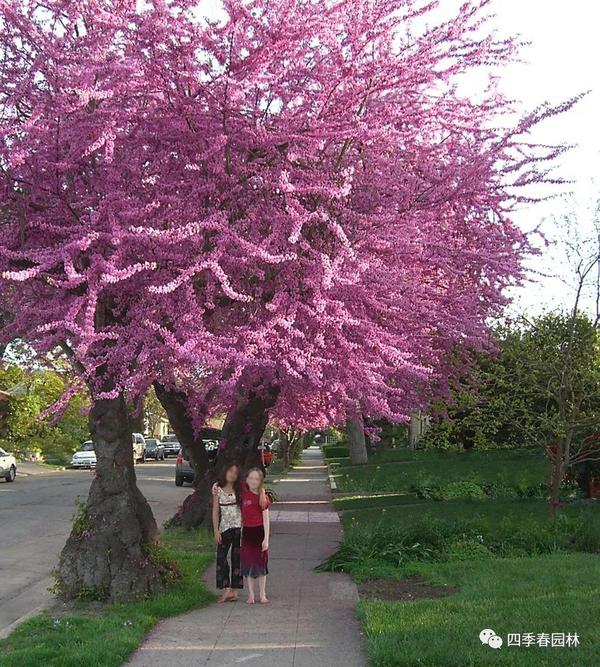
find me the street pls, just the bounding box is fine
[0,460,190,636]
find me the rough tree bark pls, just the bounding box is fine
[290,432,307,464]
[56,393,165,601]
[154,381,279,529]
[347,413,368,465]
[153,382,213,529]
[279,428,291,468]
[218,383,280,471]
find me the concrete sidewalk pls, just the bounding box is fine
[127,447,366,667]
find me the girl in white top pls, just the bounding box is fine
[212,463,243,602]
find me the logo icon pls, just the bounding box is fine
[480,629,503,649]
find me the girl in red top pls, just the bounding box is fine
[241,467,271,604]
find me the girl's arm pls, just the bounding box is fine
[212,494,221,544]
[259,487,268,509]
[261,509,270,551]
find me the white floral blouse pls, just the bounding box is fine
[218,486,242,532]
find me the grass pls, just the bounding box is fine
[325,446,600,666]
[359,554,600,666]
[332,448,547,495]
[0,528,215,667]
[333,493,427,512]
[338,497,578,529]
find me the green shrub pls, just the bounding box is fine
[322,444,350,459]
[444,480,486,499]
[320,509,600,576]
[446,537,494,561]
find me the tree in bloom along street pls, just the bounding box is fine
[0,0,575,596]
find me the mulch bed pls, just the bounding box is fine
[358,576,457,602]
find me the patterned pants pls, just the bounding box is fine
[216,527,243,589]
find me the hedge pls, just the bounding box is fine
[322,444,350,459]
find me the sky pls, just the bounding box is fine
[197,0,600,316]
[486,0,600,316]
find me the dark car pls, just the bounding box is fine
[162,434,181,458]
[175,427,222,486]
[145,438,165,460]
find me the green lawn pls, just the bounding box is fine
[360,554,600,666]
[324,446,600,666]
[0,528,215,667]
[338,497,585,529]
[333,493,427,512]
[331,448,547,495]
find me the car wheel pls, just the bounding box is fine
[175,475,184,487]
[6,465,16,482]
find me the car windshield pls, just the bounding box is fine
[163,435,179,443]
[80,442,94,451]
[146,439,158,446]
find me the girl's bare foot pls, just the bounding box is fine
[246,596,255,605]
[218,590,235,603]
[229,593,239,602]
[259,596,269,604]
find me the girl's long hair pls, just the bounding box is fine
[218,463,241,505]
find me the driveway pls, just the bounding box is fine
[0,460,190,636]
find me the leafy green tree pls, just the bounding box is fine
[0,364,89,460]
[143,386,168,437]
[423,314,600,507]
[422,327,538,451]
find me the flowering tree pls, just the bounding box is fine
[0,0,574,596]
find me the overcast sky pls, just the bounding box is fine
[488,0,600,316]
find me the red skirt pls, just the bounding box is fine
[241,525,269,578]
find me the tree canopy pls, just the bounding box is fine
[422,313,600,453]
[0,0,574,428]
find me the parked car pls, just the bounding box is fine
[145,438,165,461]
[162,434,181,458]
[175,428,222,486]
[132,432,147,463]
[0,447,17,482]
[70,441,97,468]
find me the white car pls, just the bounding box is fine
[70,441,97,468]
[132,432,147,463]
[0,447,17,482]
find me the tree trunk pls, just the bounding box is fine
[347,413,368,465]
[218,383,280,471]
[154,380,279,529]
[549,459,564,515]
[56,394,166,601]
[279,429,291,468]
[154,382,212,529]
[128,396,145,434]
[291,432,307,465]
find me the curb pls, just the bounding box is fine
[0,605,47,640]
[324,461,338,491]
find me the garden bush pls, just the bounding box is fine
[319,510,600,576]
[322,444,350,459]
